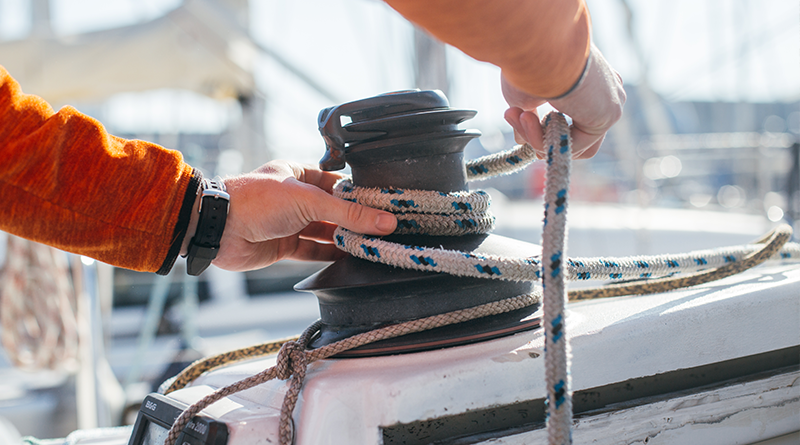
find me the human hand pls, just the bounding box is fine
[502,43,626,159]
[204,160,397,271]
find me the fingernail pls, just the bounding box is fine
[376,214,396,232]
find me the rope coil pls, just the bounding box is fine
[334,180,495,236]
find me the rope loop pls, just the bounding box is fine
[277,339,309,445]
[275,340,307,381]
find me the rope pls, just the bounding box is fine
[162,225,791,397]
[163,334,300,395]
[332,178,799,283]
[0,235,79,372]
[570,224,792,301]
[163,111,798,444]
[540,114,572,444]
[466,137,540,181]
[163,293,540,445]
[335,181,494,236]
[337,224,799,283]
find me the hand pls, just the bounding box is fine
[199,160,397,271]
[502,43,626,159]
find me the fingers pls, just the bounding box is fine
[294,165,397,236]
[569,126,605,159]
[572,131,605,159]
[505,108,544,155]
[303,186,397,236]
[519,110,544,153]
[506,107,608,159]
[289,162,347,194]
[289,164,398,236]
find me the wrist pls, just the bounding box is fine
[549,44,626,135]
[548,48,592,101]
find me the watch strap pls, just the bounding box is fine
[186,177,230,276]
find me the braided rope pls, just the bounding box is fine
[163,293,540,445]
[465,139,539,181]
[334,180,495,236]
[569,224,792,301]
[0,235,79,371]
[164,335,300,395]
[540,114,572,444]
[335,227,799,283]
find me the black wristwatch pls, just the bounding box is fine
[186,177,230,276]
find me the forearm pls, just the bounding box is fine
[384,0,592,98]
[0,65,197,273]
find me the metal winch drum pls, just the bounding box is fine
[295,90,542,356]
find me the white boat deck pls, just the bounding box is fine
[167,260,800,444]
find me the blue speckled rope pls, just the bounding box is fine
[334,226,799,282]
[539,113,573,444]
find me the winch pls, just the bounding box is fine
[295,89,541,356]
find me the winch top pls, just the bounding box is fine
[317,90,479,184]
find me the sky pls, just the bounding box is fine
[0,0,798,163]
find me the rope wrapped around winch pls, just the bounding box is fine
[163,113,796,445]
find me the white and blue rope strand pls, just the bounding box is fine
[540,113,573,444]
[334,229,799,283]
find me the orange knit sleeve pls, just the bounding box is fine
[384,0,592,98]
[0,65,198,273]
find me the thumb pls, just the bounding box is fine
[311,189,397,235]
